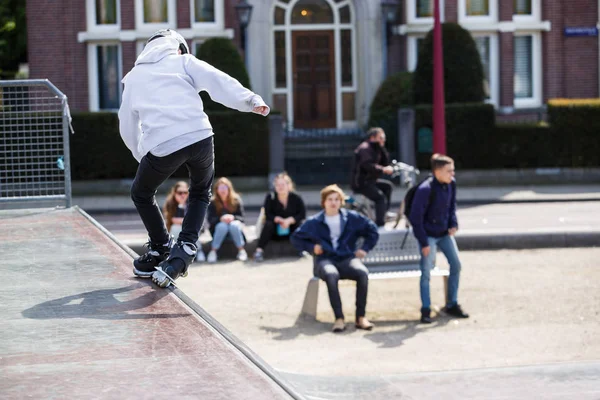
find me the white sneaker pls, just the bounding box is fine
[207,250,217,263]
[237,249,248,261]
[195,251,206,262]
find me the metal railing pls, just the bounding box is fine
[284,127,365,185]
[0,79,73,208]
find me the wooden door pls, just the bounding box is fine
[292,31,336,129]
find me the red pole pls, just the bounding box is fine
[432,0,446,154]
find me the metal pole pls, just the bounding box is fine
[432,0,447,154]
[62,96,72,208]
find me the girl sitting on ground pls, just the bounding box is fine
[204,177,247,263]
[253,172,306,262]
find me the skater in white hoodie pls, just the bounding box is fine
[119,29,270,288]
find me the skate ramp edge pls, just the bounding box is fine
[74,206,305,400]
[0,206,303,400]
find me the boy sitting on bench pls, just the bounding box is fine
[291,185,379,332]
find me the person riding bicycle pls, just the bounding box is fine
[350,127,394,227]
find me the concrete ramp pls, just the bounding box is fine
[0,207,301,399]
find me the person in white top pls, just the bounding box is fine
[119,29,269,288]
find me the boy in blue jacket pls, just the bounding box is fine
[291,185,379,332]
[409,154,469,323]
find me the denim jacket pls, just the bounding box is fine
[291,209,379,265]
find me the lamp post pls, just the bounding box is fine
[432,0,446,154]
[380,0,398,78]
[235,0,253,63]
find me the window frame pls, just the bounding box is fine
[86,0,121,31]
[513,0,541,23]
[472,33,499,107]
[190,0,224,30]
[513,32,542,108]
[87,42,123,112]
[135,0,177,31]
[458,0,498,24]
[406,35,425,72]
[406,0,445,25]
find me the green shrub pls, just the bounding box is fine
[196,38,251,112]
[414,23,485,104]
[414,103,495,169]
[492,124,560,168]
[69,111,269,180]
[368,72,413,128]
[548,99,600,167]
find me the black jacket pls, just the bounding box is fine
[263,191,306,226]
[351,140,390,190]
[206,198,245,235]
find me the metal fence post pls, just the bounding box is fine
[398,108,416,167]
[268,114,284,188]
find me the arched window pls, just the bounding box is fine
[291,0,333,24]
[272,0,356,127]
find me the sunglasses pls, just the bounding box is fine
[176,191,189,195]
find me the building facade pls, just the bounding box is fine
[26,0,600,128]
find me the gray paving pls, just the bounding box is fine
[175,247,600,399]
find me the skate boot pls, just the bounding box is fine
[133,237,173,278]
[152,241,197,288]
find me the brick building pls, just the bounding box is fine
[26,0,599,128]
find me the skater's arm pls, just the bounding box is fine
[118,85,143,162]
[183,56,270,115]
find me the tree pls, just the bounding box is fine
[413,23,485,104]
[0,0,27,79]
[196,38,251,112]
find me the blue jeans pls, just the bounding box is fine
[211,221,245,250]
[419,235,461,310]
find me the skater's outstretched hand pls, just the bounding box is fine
[252,105,270,116]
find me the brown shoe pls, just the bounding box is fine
[355,317,374,330]
[332,318,346,333]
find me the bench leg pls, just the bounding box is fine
[301,277,320,319]
[443,275,449,305]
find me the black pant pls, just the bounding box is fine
[317,258,369,320]
[355,179,393,226]
[131,137,214,246]
[257,220,299,249]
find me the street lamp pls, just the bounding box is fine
[380,0,398,40]
[380,0,398,77]
[235,0,253,53]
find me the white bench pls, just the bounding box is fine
[301,229,449,318]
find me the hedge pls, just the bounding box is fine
[69,111,269,180]
[414,103,496,169]
[548,99,600,167]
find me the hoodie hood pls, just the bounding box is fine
[134,37,179,66]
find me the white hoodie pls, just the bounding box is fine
[118,36,269,162]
